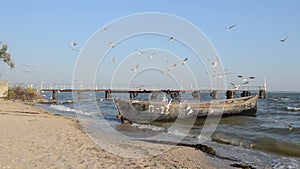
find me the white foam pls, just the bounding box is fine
[50,105,76,112]
[287,106,300,111]
[131,123,165,131]
[49,105,96,116]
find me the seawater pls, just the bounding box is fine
[38,92,300,168]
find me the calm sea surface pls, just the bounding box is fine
[38,91,300,168]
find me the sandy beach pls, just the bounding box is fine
[0,100,221,169]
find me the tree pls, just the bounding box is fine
[0,42,15,69]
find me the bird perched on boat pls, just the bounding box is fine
[181,58,188,65]
[226,24,236,31]
[279,37,287,43]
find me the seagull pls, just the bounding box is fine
[279,37,287,43]
[100,26,108,31]
[69,42,79,52]
[226,24,236,31]
[162,69,170,75]
[135,49,144,55]
[148,52,155,59]
[237,75,255,82]
[71,42,78,46]
[181,58,188,65]
[288,125,293,131]
[132,64,138,72]
[166,61,176,70]
[230,81,249,90]
[108,42,115,48]
[168,36,174,42]
[112,57,116,63]
[212,57,219,68]
[212,69,230,78]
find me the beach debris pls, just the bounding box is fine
[180,57,188,65]
[226,24,236,31]
[230,163,256,169]
[177,143,216,155]
[279,37,287,43]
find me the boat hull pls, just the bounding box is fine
[114,96,258,123]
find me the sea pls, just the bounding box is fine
[38,91,300,168]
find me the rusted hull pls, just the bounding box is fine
[114,96,258,123]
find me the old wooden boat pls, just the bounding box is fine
[114,95,258,123]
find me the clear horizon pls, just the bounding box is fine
[1,0,299,91]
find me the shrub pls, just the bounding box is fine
[5,86,42,102]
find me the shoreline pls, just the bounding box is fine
[0,100,230,168]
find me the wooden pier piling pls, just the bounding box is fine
[105,90,111,100]
[52,90,57,100]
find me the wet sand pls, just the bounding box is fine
[0,100,223,168]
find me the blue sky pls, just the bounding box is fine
[0,0,299,91]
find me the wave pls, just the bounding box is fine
[49,105,95,116]
[287,106,300,111]
[50,105,76,112]
[211,134,254,149]
[253,136,300,158]
[131,123,165,131]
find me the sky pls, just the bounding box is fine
[0,0,299,91]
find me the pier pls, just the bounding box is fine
[16,83,267,101]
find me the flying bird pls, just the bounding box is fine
[226,24,236,31]
[69,42,79,52]
[166,61,176,70]
[212,69,230,78]
[238,75,255,82]
[148,52,155,59]
[181,58,188,65]
[71,42,78,46]
[279,37,287,43]
[108,42,115,48]
[211,57,219,68]
[100,26,108,31]
[132,64,138,72]
[230,81,249,90]
[112,57,116,63]
[135,49,144,55]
